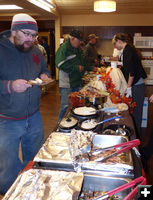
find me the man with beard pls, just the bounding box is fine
[0,13,50,194]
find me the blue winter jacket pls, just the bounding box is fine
[0,31,50,119]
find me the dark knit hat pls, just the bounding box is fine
[11,13,38,32]
[70,30,83,41]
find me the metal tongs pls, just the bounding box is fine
[92,139,140,162]
[93,176,146,200]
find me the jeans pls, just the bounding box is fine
[132,83,145,138]
[58,87,81,121]
[0,111,44,194]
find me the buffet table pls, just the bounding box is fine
[2,106,145,200]
[32,105,143,178]
[2,69,146,200]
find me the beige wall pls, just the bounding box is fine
[61,14,153,26]
[61,13,153,57]
[98,39,114,56]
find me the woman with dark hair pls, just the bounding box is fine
[112,33,147,138]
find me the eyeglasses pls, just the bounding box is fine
[19,30,38,38]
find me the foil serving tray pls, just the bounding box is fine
[34,131,134,178]
[34,132,72,163]
[2,169,84,200]
[74,134,133,178]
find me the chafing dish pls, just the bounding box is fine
[76,135,134,178]
[79,174,132,200]
[34,131,133,178]
[81,96,107,107]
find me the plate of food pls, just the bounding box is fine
[27,77,54,86]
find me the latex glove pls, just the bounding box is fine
[126,87,132,98]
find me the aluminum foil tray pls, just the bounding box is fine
[34,131,133,178]
[34,132,72,163]
[78,135,134,178]
[34,131,93,164]
[2,169,84,200]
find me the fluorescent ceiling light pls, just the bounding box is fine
[0,5,23,10]
[27,0,56,12]
[94,1,116,13]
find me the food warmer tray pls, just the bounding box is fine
[3,169,132,200]
[34,144,142,180]
[77,135,133,178]
[34,134,134,178]
[80,174,132,200]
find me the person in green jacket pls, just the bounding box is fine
[83,33,100,67]
[56,30,92,121]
